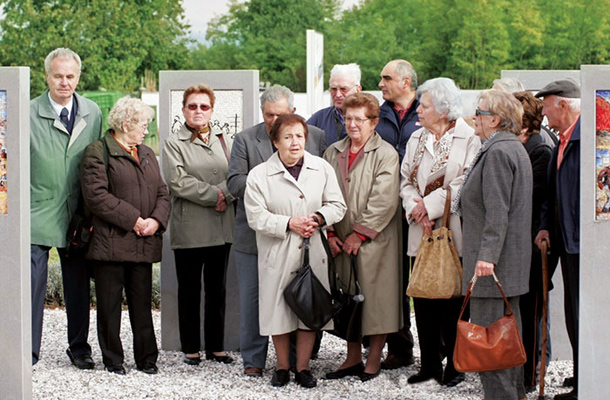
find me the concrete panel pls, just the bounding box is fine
[579,65,610,398]
[158,70,259,352]
[501,70,580,91]
[0,67,31,399]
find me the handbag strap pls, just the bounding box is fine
[302,237,310,267]
[317,225,361,296]
[217,133,231,164]
[442,187,452,228]
[457,272,514,322]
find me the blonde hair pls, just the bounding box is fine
[107,96,154,133]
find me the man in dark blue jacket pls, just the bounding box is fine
[308,63,362,146]
[376,59,420,370]
[535,79,581,400]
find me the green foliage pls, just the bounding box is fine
[0,0,192,95]
[193,0,610,90]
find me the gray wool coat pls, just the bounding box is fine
[460,131,533,298]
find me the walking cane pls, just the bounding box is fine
[538,239,550,400]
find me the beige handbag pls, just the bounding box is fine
[407,188,462,299]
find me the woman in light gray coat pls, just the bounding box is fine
[457,89,533,400]
[162,85,235,366]
[244,114,346,389]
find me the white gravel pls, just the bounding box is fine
[33,309,574,399]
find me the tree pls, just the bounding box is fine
[0,0,192,94]
[196,0,340,92]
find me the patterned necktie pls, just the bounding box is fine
[60,108,70,131]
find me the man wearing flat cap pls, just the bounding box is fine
[534,79,581,400]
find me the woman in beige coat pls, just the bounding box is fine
[400,78,480,387]
[244,114,346,389]
[162,85,235,366]
[323,93,402,382]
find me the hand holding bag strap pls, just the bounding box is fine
[442,187,452,229]
[458,272,515,321]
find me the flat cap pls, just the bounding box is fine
[535,79,580,98]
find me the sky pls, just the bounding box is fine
[183,0,362,44]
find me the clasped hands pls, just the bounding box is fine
[288,214,322,238]
[133,217,160,237]
[413,198,433,235]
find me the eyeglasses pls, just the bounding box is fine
[186,103,212,111]
[345,116,374,126]
[475,108,494,116]
[330,85,357,95]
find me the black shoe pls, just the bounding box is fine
[270,369,290,387]
[325,362,365,379]
[295,369,317,388]
[137,363,159,375]
[554,389,578,400]
[183,354,201,365]
[106,365,126,375]
[66,349,94,370]
[442,372,465,387]
[360,369,380,382]
[408,370,442,384]
[380,353,415,370]
[563,376,575,387]
[205,352,234,364]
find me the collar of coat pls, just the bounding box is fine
[331,130,385,154]
[479,130,521,156]
[264,150,320,177]
[34,90,96,144]
[103,130,150,164]
[176,123,221,147]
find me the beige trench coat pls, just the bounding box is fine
[323,132,402,336]
[400,118,481,256]
[162,124,235,249]
[244,151,346,336]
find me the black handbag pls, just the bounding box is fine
[283,237,335,331]
[329,253,364,342]
[66,203,93,257]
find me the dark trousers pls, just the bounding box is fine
[413,296,464,377]
[31,245,91,364]
[174,244,231,354]
[386,218,414,358]
[94,261,157,368]
[560,251,579,392]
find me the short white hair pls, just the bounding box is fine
[45,48,82,73]
[417,77,463,121]
[260,85,294,111]
[329,63,361,86]
[554,96,581,113]
[492,77,525,93]
[107,96,154,133]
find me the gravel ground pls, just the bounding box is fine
[33,309,574,399]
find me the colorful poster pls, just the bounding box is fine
[595,90,610,220]
[0,90,7,214]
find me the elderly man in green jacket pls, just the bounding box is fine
[30,48,103,367]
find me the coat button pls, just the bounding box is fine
[347,178,351,182]
[299,194,304,199]
[208,150,213,155]
[213,169,218,174]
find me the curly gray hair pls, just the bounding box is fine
[107,96,154,134]
[417,77,463,121]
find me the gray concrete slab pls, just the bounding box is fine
[158,70,260,352]
[0,67,31,399]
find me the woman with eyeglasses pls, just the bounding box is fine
[323,92,402,382]
[455,89,533,400]
[162,84,236,366]
[399,78,480,387]
[80,96,170,374]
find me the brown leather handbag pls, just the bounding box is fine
[453,273,527,372]
[407,188,462,299]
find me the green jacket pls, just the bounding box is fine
[30,91,103,248]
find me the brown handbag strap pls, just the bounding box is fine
[457,272,514,321]
[442,187,452,228]
[217,133,231,164]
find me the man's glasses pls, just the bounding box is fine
[475,108,493,116]
[330,85,357,95]
[345,117,374,125]
[186,103,212,111]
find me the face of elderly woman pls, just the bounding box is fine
[345,106,375,146]
[473,99,498,140]
[273,122,306,166]
[183,93,214,130]
[416,92,446,131]
[124,120,149,147]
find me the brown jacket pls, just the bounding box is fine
[80,132,171,263]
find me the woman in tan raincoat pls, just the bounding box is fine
[323,93,402,382]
